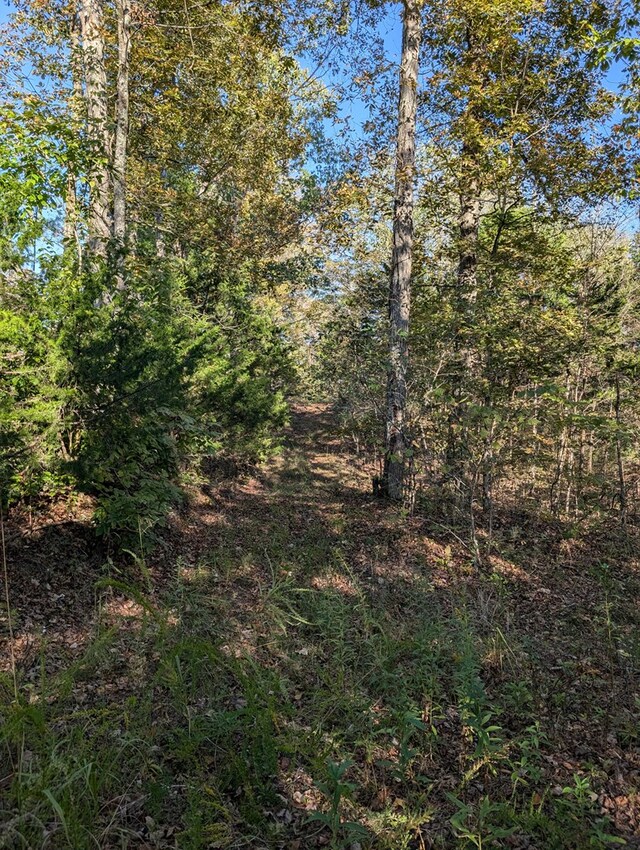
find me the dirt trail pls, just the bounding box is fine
[2,403,640,848]
[1,403,383,673]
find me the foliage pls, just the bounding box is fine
[2,418,637,847]
[310,759,368,848]
[0,0,325,542]
[1,1,639,848]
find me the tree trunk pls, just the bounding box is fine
[615,374,626,525]
[64,4,84,268]
[445,144,481,496]
[455,135,482,381]
[446,21,483,492]
[80,0,112,254]
[113,0,131,252]
[457,161,481,323]
[63,170,81,266]
[383,0,422,501]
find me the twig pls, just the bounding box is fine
[421,515,474,555]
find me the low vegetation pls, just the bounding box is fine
[2,407,639,848]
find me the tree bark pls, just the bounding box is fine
[113,0,131,251]
[446,20,483,491]
[80,0,112,254]
[456,22,482,355]
[64,4,84,268]
[457,151,481,321]
[383,0,422,501]
[615,374,627,525]
[445,151,481,492]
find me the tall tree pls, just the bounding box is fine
[112,0,131,250]
[80,0,112,253]
[383,0,422,500]
[63,4,84,267]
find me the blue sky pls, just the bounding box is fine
[0,0,628,128]
[0,0,400,132]
[0,0,632,163]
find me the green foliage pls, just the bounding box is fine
[310,758,368,848]
[0,280,71,506]
[0,0,327,544]
[53,267,203,541]
[0,251,298,542]
[194,264,293,461]
[447,794,518,849]
[0,102,76,266]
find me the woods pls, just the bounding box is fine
[1,0,317,542]
[2,0,640,848]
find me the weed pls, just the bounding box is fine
[447,793,517,849]
[309,759,368,849]
[376,708,430,781]
[509,722,546,790]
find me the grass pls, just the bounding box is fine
[1,405,639,848]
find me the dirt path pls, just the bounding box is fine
[2,403,640,848]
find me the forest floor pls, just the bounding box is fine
[2,403,640,849]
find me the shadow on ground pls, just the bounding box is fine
[2,403,640,848]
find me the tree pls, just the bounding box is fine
[79,0,112,253]
[383,0,422,500]
[0,0,332,542]
[112,0,131,250]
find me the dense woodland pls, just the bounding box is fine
[2,0,640,848]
